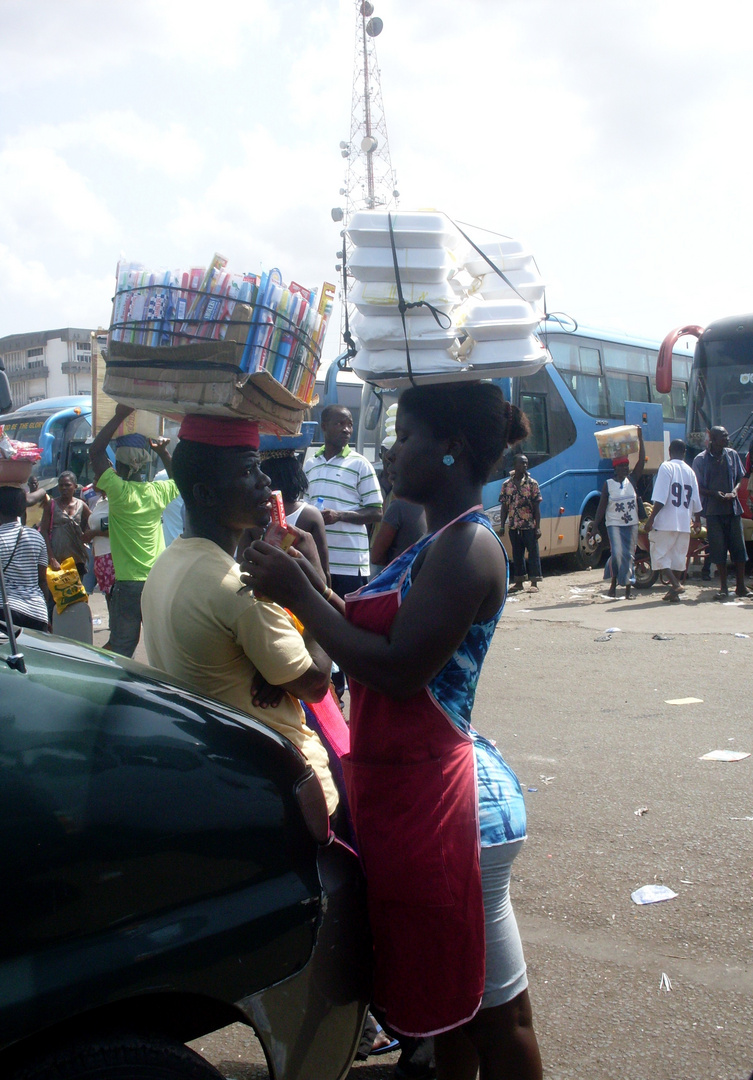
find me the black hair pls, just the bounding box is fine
[0,486,26,518]
[58,470,78,486]
[668,438,686,457]
[398,382,530,483]
[172,440,252,511]
[320,403,351,426]
[260,453,308,502]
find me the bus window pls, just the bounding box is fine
[651,381,687,422]
[487,367,576,483]
[605,372,650,417]
[519,393,548,456]
[602,342,650,418]
[549,340,609,416]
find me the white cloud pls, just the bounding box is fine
[0,0,280,84]
[7,114,203,177]
[0,143,118,260]
[0,244,114,332]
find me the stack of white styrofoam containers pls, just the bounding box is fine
[346,210,550,386]
[348,211,465,385]
[455,239,548,377]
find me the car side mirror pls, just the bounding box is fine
[0,368,12,412]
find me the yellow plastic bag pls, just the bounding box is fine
[46,557,88,615]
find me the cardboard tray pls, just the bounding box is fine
[104,342,316,436]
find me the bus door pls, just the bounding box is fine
[624,400,664,474]
[508,369,577,556]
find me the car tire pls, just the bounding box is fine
[633,558,659,589]
[9,1034,225,1080]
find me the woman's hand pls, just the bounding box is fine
[49,558,61,572]
[286,524,323,575]
[240,540,317,608]
[82,528,98,543]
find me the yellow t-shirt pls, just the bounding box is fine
[142,536,338,813]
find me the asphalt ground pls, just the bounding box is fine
[91,558,753,1079]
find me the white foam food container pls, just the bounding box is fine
[352,348,462,386]
[459,336,550,377]
[348,210,462,250]
[463,239,530,277]
[349,246,456,284]
[472,265,545,305]
[456,298,540,341]
[352,311,459,351]
[348,278,462,317]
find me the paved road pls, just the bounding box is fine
[93,562,753,1079]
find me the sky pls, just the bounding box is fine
[1,0,752,361]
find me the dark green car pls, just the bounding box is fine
[0,628,370,1080]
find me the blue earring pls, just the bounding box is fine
[443,454,455,466]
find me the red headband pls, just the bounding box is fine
[612,456,630,466]
[178,415,260,448]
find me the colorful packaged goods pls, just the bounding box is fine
[0,426,43,484]
[105,255,335,434]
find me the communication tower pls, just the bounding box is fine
[331,1,399,355]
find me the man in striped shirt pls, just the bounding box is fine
[304,405,382,599]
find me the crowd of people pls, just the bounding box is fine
[5,392,753,1080]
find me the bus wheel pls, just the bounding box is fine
[575,508,606,570]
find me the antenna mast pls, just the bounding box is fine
[332,1,399,350]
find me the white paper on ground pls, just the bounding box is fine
[699,749,751,761]
[631,885,678,905]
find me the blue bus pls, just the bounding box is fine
[352,324,693,567]
[0,395,95,489]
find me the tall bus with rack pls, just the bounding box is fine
[350,323,692,567]
[657,311,753,539]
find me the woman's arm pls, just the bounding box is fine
[39,501,60,571]
[370,520,397,567]
[591,484,609,530]
[243,521,504,699]
[631,427,646,484]
[294,506,330,584]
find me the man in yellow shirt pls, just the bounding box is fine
[141,414,338,816]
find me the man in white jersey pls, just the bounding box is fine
[645,439,702,603]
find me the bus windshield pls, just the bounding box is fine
[686,333,753,452]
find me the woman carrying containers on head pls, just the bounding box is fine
[590,427,645,599]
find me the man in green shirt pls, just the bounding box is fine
[89,403,179,657]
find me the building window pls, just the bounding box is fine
[28,358,44,369]
[76,342,91,352]
[27,347,44,358]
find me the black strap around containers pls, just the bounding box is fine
[388,212,453,387]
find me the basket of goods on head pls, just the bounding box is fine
[104,254,334,435]
[0,426,42,485]
[594,425,641,462]
[346,210,551,387]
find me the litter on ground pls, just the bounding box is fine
[659,972,672,993]
[699,749,750,762]
[634,806,649,816]
[665,697,703,705]
[631,885,678,905]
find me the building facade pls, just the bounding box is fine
[0,328,94,407]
